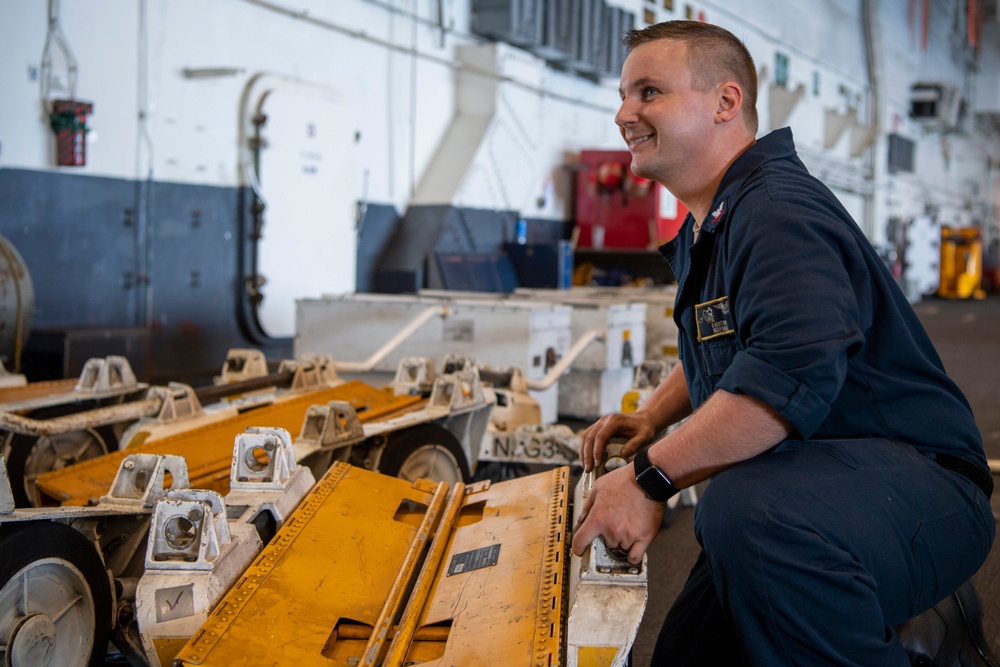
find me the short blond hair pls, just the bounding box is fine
[625,21,758,134]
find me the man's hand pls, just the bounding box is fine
[579,411,658,472]
[571,463,665,565]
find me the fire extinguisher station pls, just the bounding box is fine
[40,0,93,167]
[574,150,688,250]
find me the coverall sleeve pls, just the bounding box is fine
[715,201,869,438]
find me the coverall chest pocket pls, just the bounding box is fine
[699,337,739,383]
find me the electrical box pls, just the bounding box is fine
[887,133,916,174]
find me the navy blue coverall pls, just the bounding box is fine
[650,128,995,666]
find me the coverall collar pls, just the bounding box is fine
[692,127,798,238]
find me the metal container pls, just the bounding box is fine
[519,285,679,361]
[511,288,648,419]
[296,292,573,423]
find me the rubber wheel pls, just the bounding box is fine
[377,424,471,484]
[5,429,108,507]
[0,521,112,667]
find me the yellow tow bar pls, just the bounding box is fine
[35,380,420,505]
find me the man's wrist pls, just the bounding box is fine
[633,446,681,503]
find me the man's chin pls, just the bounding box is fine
[629,159,655,181]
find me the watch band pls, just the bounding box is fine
[633,446,681,503]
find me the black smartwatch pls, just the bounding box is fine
[633,446,681,503]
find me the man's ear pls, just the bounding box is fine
[715,82,743,124]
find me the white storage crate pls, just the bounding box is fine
[295,292,572,423]
[510,288,649,419]
[519,286,679,361]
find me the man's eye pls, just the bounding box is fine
[643,87,659,99]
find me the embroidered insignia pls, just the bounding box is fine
[710,201,726,223]
[695,296,735,341]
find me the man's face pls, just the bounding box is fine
[616,39,718,185]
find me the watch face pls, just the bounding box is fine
[653,467,672,485]
[635,458,677,502]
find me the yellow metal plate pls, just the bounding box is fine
[396,467,570,666]
[175,463,443,665]
[153,637,192,667]
[35,380,420,505]
[174,465,571,667]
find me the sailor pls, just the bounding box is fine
[570,20,995,666]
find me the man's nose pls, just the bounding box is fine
[615,99,635,128]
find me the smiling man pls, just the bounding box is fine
[570,21,995,666]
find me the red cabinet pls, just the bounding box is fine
[574,149,688,249]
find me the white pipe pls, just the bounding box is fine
[525,329,605,392]
[334,306,449,373]
[0,398,162,437]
